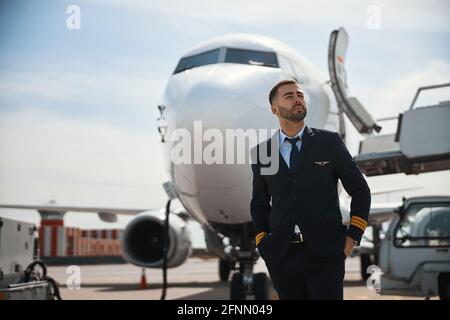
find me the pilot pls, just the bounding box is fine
[250,79,371,300]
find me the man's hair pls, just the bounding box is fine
[268,79,298,106]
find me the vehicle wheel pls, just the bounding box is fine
[360,254,372,281]
[219,259,231,282]
[253,272,270,300]
[230,272,245,300]
[438,274,450,300]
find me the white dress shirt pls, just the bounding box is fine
[279,126,305,169]
[278,125,306,234]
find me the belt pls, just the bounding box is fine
[290,232,304,244]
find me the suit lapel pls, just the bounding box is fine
[293,126,315,175]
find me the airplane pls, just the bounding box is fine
[0,28,401,299]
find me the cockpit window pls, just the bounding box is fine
[224,48,278,68]
[173,49,220,74]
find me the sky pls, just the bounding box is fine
[0,0,449,230]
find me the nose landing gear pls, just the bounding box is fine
[229,258,270,300]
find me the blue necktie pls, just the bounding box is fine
[286,137,301,170]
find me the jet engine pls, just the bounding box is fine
[121,210,192,268]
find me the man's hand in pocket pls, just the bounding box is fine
[344,236,355,257]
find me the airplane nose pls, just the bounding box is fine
[177,68,273,129]
[168,64,280,190]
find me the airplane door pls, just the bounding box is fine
[328,27,381,134]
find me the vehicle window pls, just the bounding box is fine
[395,204,450,247]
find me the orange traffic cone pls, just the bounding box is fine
[139,268,147,289]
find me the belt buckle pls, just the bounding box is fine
[291,232,303,244]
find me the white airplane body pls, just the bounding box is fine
[161,33,344,228]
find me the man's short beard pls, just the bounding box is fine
[279,108,307,122]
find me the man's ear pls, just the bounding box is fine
[271,105,278,115]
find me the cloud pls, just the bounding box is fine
[0,65,167,111]
[0,58,170,209]
[353,60,450,124]
[0,108,168,208]
[88,0,450,33]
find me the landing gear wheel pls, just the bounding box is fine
[219,259,231,282]
[253,273,270,300]
[230,273,245,300]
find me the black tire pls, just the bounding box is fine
[253,273,270,300]
[438,274,450,300]
[230,273,245,300]
[219,259,231,282]
[360,254,372,281]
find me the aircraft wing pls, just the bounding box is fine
[0,204,150,215]
[367,202,402,225]
[366,186,421,224]
[342,203,400,227]
[341,185,417,225]
[0,204,153,222]
[370,186,422,195]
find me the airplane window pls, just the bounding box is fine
[224,48,278,68]
[173,48,220,74]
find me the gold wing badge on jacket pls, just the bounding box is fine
[313,161,330,166]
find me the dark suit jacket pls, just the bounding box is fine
[250,126,371,261]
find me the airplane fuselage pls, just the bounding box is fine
[160,34,344,229]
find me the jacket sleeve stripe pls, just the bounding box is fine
[255,232,267,246]
[350,219,366,231]
[351,216,368,227]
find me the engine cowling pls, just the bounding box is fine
[121,210,192,268]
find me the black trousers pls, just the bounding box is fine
[264,242,345,300]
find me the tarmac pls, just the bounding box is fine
[47,256,430,300]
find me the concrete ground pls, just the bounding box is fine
[48,256,428,300]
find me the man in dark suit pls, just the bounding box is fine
[250,79,371,300]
